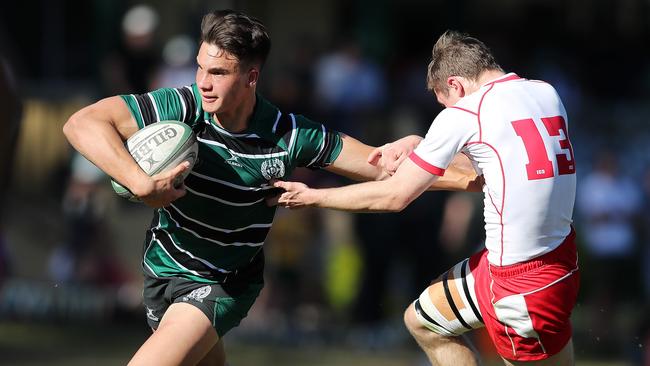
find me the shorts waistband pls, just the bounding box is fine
[145,249,265,284]
[216,249,265,284]
[489,228,577,278]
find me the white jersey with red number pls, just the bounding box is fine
[411,73,576,266]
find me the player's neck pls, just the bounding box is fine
[477,69,507,86]
[212,93,256,133]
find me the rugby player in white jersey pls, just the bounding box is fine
[274,30,578,365]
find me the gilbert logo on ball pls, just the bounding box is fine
[131,126,179,169]
[111,121,198,201]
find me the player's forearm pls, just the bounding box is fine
[63,108,150,195]
[325,134,389,182]
[428,153,483,192]
[429,167,483,192]
[326,162,388,182]
[277,158,436,212]
[308,180,410,213]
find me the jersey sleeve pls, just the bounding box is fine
[119,84,202,129]
[290,115,343,169]
[411,108,478,176]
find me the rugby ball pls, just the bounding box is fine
[111,121,198,201]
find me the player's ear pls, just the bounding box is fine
[446,76,456,89]
[447,76,464,97]
[247,67,259,87]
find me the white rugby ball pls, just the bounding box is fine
[111,121,198,202]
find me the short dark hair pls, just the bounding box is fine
[200,9,271,70]
[427,30,503,94]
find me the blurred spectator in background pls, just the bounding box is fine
[313,39,387,136]
[313,37,401,343]
[151,34,197,89]
[265,35,319,115]
[0,57,21,210]
[0,26,22,285]
[48,153,129,287]
[351,192,450,347]
[100,5,161,94]
[640,166,650,301]
[0,48,21,285]
[260,202,328,342]
[577,149,643,356]
[438,192,485,258]
[639,165,650,365]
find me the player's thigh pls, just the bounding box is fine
[503,338,574,366]
[197,338,226,366]
[129,302,219,366]
[409,258,484,336]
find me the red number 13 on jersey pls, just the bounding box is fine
[511,116,576,180]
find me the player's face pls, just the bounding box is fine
[195,43,258,114]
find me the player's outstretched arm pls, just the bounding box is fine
[367,135,423,175]
[324,134,391,181]
[369,135,483,192]
[63,97,186,207]
[274,158,437,212]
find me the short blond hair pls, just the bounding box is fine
[426,30,503,95]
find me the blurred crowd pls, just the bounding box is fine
[1,1,650,364]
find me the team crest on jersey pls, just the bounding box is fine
[261,158,285,180]
[183,285,212,303]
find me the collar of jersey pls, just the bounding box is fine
[481,72,521,88]
[204,93,278,136]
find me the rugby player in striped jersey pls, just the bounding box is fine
[63,10,478,366]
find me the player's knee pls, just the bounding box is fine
[404,303,419,333]
[404,302,440,339]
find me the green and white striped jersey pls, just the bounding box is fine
[120,84,342,283]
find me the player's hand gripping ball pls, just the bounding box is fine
[111,121,198,202]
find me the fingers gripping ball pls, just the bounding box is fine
[111,121,198,202]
